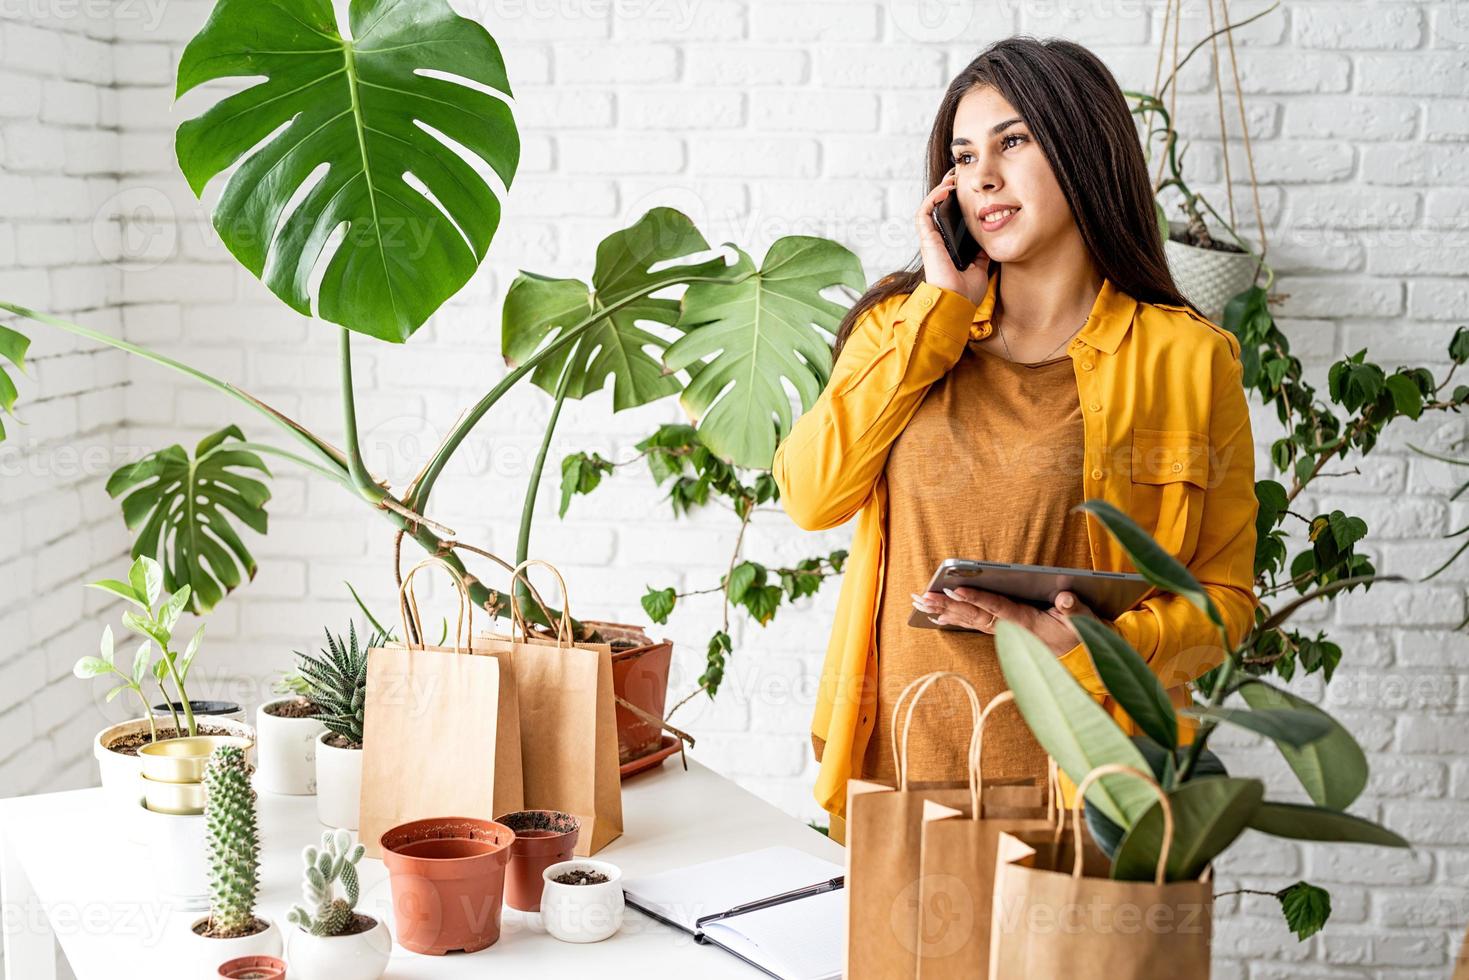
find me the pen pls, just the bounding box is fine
[694,875,845,930]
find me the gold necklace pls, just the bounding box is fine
[996,314,1085,364]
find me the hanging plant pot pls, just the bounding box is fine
[494,809,581,913]
[314,731,362,830]
[379,816,515,955]
[1162,220,1260,325]
[256,697,325,796]
[584,620,674,767]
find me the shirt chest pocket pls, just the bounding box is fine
[1128,428,1209,561]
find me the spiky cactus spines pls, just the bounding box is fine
[291,624,378,748]
[203,744,261,938]
[287,829,367,936]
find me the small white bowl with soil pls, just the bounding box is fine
[314,730,362,830]
[183,915,281,975]
[540,859,624,943]
[256,697,326,795]
[286,911,391,980]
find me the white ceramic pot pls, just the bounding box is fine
[100,717,256,843]
[139,798,210,909]
[255,699,326,795]
[1163,219,1261,325]
[540,859,624,943]
[286,917,392,980]
[314,731,362,830]
[183,915,281,975]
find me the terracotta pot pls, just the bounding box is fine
[494,810,581,913]
[217,954,287,979]
[586,620,673,766]
[380,816,515,955]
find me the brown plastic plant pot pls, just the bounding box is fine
[586,620,673,765]
[216,954,287,979]
[494,809,582,913]
[380,816,516,955]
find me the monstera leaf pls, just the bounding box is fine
[107,426,271,614]
[664,236,865,469]
[501,208,728,411]
[175,0,518,342]
[0,323,27,442]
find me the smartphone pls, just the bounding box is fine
[932,188,984,271]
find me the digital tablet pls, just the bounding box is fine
[908,558,1152,631]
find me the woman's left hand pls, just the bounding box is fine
[911,587,1099,657]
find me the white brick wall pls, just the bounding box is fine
[3,2,1469,975]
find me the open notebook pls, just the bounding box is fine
[621,846,845,980]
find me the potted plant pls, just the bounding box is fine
[184,745,282,968]
[291,625,375,830]
[285,829,390,980]
[75,557,253,824]
[256,671,326,796]
[995,500,1409,941]
[494,809,581,912]
[539,859,625,943]
[380,816,516,955]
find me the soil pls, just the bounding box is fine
[498,810,578,836]
[264,698,320,719]
[194,915,272,939]
[1169,229,1247,254]
[552,869,610,886]
[322,732,361,750]
[105,723,241,757]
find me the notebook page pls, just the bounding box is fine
[702,887,844,980]
[621,846,844,934]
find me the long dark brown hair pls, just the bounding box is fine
[831,36,1193,362]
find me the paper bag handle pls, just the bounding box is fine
[507,558,573,647]
[398,557,473,654]
[1069,763,1174,886]
[890,672,982,815]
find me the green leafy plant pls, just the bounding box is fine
[561,422,847,710]
[76,555,206,738]
[201,744,262,938]
[72,626,159,742]
[106,425,271,614]
[996,499,1409,942]
[0,322,27,442]
[287,829,366,936]
[291,625,377,749]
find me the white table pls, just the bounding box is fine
[0,757,844,979]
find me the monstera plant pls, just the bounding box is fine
[996,499,1410,942]
[0,0,866,636]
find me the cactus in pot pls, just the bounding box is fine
[288,830,366,936]
[286,829,391,979]
[202,744,263,937]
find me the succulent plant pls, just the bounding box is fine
[287,828,366,937]
[203,744,260,938]
[292,624,380,748]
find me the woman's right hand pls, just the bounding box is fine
[915,166,991,305]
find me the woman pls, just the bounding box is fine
[772,37,1261,844]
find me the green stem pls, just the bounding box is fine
[1175,621,1236,783]
[235,441,356,489]
[514,359,574,614]
[160,650,196,737]
[339,327,378,499]
[155,679,181,735]
[137,689,158,743]
[2,302,347,476]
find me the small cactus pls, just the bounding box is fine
[287,828,366,937]
[203,745,261,937]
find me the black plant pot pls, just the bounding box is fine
[150,700,244,724]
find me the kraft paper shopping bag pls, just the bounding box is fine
[846,672,1047,980]
[476,558,623,856]
[989,763,1214,979]
[359,557,524,858]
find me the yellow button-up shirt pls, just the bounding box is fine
[772,269,1261,822]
